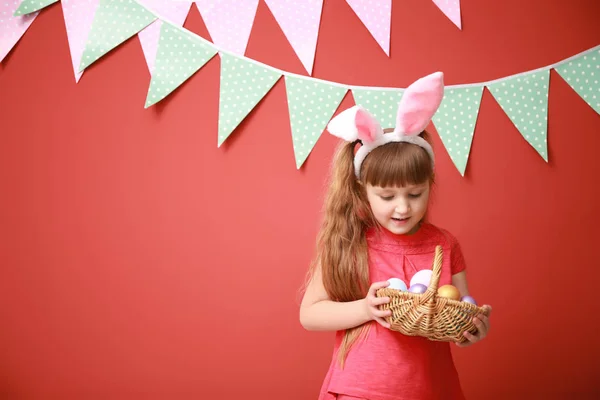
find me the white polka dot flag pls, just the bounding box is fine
[217,53,281,147]
[79,0,156,72]
[13,0,56,16]
[61,0,100,82]
[195,0,259,56]
[145,22,217,108]
[555,49,600,115]
[432,86,484,175]
[431,0,461,29]
[488,70,551,161]
[284,76,347,168]
[1,1,38,63]
[136,0,192,75]
[345,0,391,56]
[264,0,323,75]
[351,88,404,129]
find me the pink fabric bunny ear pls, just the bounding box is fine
[354,107,381,143]
[327,105,383,144]
[394,71,444,136]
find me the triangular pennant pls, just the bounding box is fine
[345,0,391,56]
[136,0,192,74]
[284,76,347,168]
[79,0,156,72]
[13,0,57,16]
[145,23,217,108]
[555,49,600,114]
[351,88,404,129]
[196,0,259,56]
[432,0,461,29]
[218,53,281,146]
[1,1,38,63]
[264,0,323,75]
[432,86,484,176]
[488,70,550,161]
[61,0,100,82]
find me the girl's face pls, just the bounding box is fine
[365,182,430,235]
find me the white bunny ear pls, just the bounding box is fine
[327,105,383,143]
[394,72,444,136]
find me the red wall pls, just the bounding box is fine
[1,0,599,398]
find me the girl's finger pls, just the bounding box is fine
[473,317,487,336]
[374,316,391,329]
[370,296,391,306]
[372,308,392,318]
[370,281,391,294]
[463,331,478,343]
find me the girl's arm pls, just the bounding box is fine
[451,271,493,346]
[452,271,470,297]
[299,264,392,331]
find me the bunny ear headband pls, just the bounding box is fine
[327,71,445,179]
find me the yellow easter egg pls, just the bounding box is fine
[437,284,461,300]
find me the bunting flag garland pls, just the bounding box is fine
[79,0,156,72]
[284,76,347,168]
[195,0,259,56]
[263,0,323,75]
[345,0,392,56]
[555,49,600,114]
[61,0,100,82]
[136,0,192,75]
[351,88,404,129]
[3,1,599,174]
[13,0,57,16]
[0,0,38,63]
[431,86,483,175]
[217,53,281,147]
[432,0,461,29]
[487,70,550,161]
[145,22,217,108]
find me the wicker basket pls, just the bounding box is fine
[376,245,489,344]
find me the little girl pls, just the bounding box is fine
[300,72,492,400]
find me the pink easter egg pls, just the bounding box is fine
[461,295,477,305]
[410,269,433,288]
[408,283,428,294]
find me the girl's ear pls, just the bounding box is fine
[394,72,444,136]
[327,105,383,143]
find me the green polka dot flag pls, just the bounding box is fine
[145,23,217,108]
[432,86,484,176]
[218,53,282,146]
[79,0,156,72]
[351,88,404,129]
[555,49,600,114]
[487,70,550,161]
[284,76,347,169]
[14,0,57,16]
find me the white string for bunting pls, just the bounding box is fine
[140,1,599,91]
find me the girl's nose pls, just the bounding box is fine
[395,200,410,214]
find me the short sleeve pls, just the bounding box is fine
[447,231,467,275]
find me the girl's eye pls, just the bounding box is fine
[408,193,422,199]
[380,196,394,201]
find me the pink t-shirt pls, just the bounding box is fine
[318,223,467,400]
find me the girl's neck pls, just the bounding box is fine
[375,221,429,242]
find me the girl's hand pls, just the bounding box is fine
[364,281,393,329]
[456,305,492,347]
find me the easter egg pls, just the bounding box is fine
[408,283,428,294]
[409,269,433,288]
[387,278,407,291]
[461,295,477,305]
[437,285,461,300]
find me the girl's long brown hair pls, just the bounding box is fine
[308,132,434,366]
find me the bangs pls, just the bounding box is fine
[360,139,433,188]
